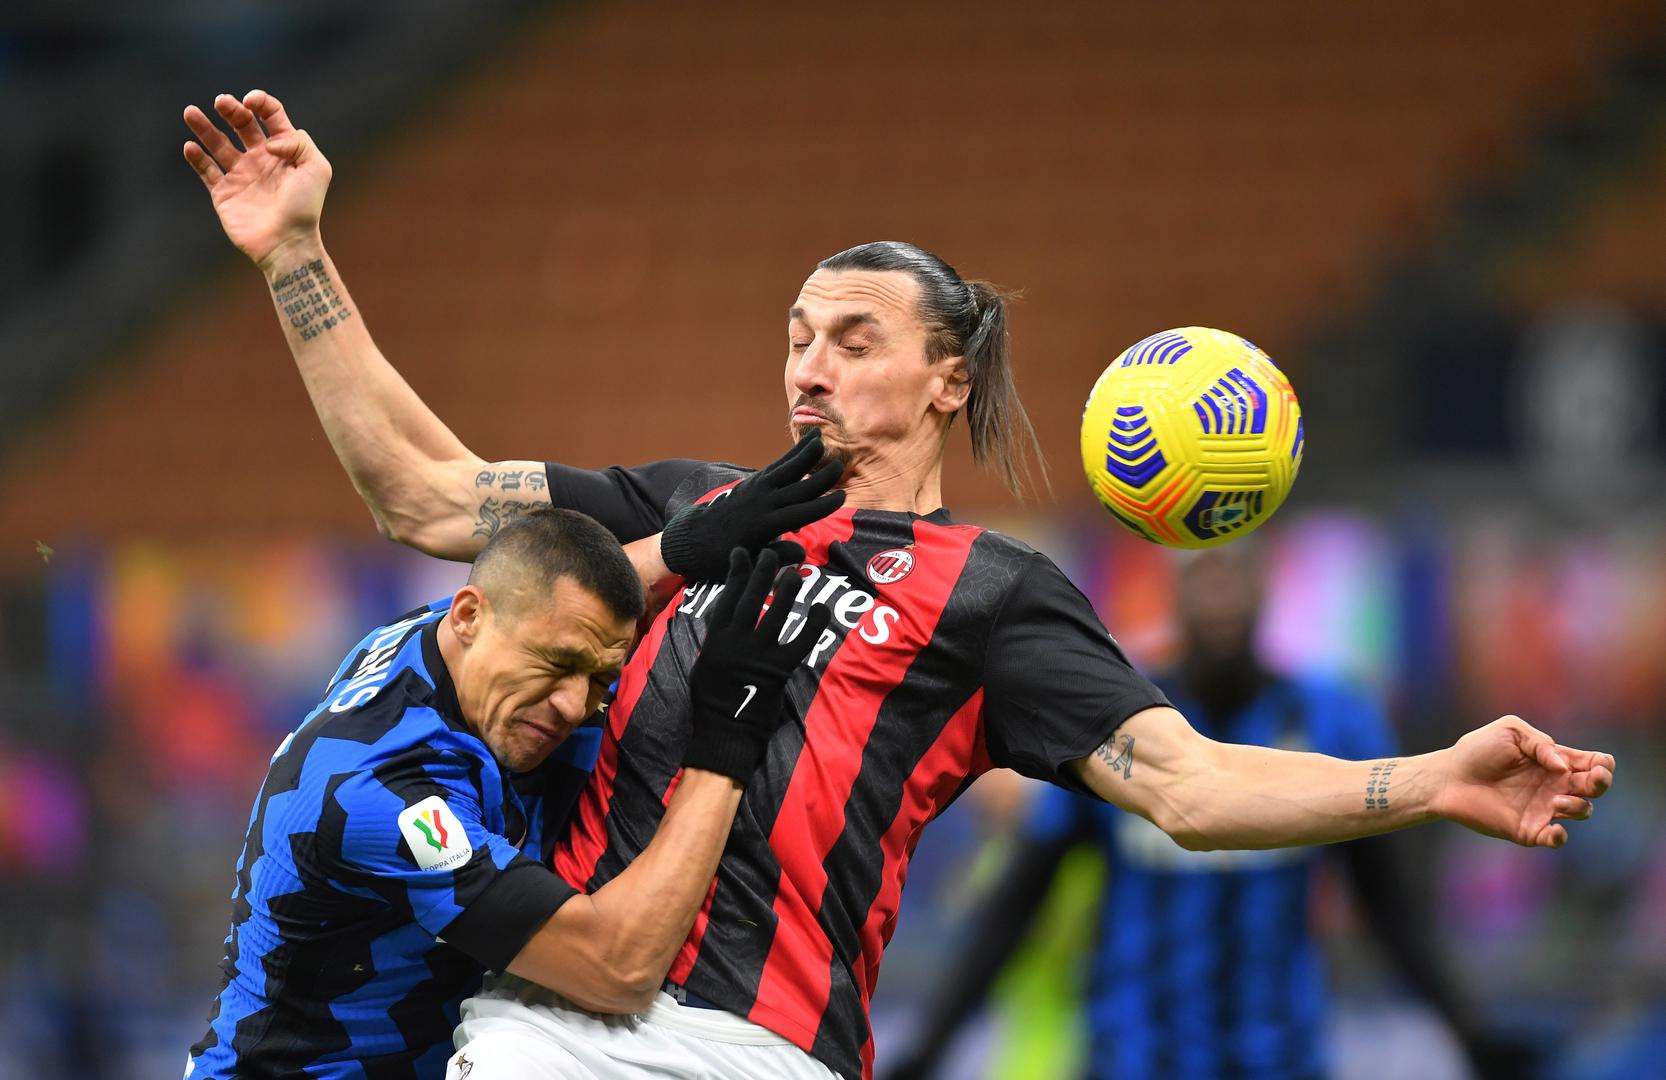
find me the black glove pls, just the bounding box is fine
[661,431,844,581]
[683,547,832,781]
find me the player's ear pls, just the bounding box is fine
[930,354,971,415]
[449,586,486,644]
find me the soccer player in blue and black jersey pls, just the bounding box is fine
[187,508,838,1079]
[888,549,1528,1080]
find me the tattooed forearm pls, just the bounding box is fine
[471,496,552,539]
[1365,760,1398,810]
[474,468,546,493]
[1096,733,1136,780]
[271,259,353,342]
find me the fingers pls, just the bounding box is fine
[704,548,755,629]
[776,459,847,504]
[1551,795,1593,821]
[242,88,295,134]
[768,491,847,536]
[729,546,783,631]
[1505,717,1570,774]
[265,130,311,167]
[1534,823,1568,849]
[183,103,240,172]
[782,603,833,664]
[1565,763,1614,799]
[762,540,807,565]
[760,429,824,483]
[182,140,224,189]
[214,92,266,150]
[1555,744,1617,776]
[754,564,807,643]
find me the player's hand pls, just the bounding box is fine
[682,547,831,781]
[182,90,331,270]
[660,431,845,581]
[1433,715,1615,848]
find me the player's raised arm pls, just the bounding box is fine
[506,548,831,1012]
[183,89,543,559]
[1072,707,1615,851]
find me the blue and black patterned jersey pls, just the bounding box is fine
[1025,674,1396,1080]
[187,599,582,1080]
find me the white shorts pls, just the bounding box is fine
[447,974,844,1080]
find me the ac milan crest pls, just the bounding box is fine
[865,547,915,585]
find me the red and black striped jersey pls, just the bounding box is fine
[546,460,1168,1080]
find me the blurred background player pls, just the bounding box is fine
[884,546,1532,1080]
[189,511,832,1079]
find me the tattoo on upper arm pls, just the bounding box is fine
[271,259,353,342]
[1096,733,1136,780]
[1365,760,1398,810]
[471,496,552,539]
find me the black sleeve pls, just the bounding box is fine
[441,858,578,973]
[982,555,1170,792]
[546,459,710,543]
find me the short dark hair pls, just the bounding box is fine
[467,508,644,622]
[817,240,1048,499]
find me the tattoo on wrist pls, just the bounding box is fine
[1096,733,1136,780]
[271,259,353,342]
[475,468,547,493]
[471,496,552,538]
[1365,760,1398,811]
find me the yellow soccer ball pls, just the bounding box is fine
[1080,328,1303,548]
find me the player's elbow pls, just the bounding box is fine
[582,966,662,1014]
[1149,802,1220,852]
[359,461,484,561]
[1169,825,1219,852]
[369,505,408,545]
[372,507,479,562]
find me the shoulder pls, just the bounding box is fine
[911,518,1042,581]
[962,531,1079,611]
[303,691,482,781]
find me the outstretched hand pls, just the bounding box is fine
[1435,716,1615,848]
[182,90,331,269]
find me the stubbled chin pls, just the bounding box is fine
[793,426,850,469]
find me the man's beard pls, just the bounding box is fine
[788,396,850,468]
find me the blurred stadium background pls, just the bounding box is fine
[1,2,1664,1076]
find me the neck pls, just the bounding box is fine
[832,427,948,515]
[839,463,944,514]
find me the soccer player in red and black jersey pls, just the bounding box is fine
[186,90,1617,1080]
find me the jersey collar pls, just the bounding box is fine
[420,618,468,733]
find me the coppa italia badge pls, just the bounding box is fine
[865,547,915,585]
[398,795,474,872]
